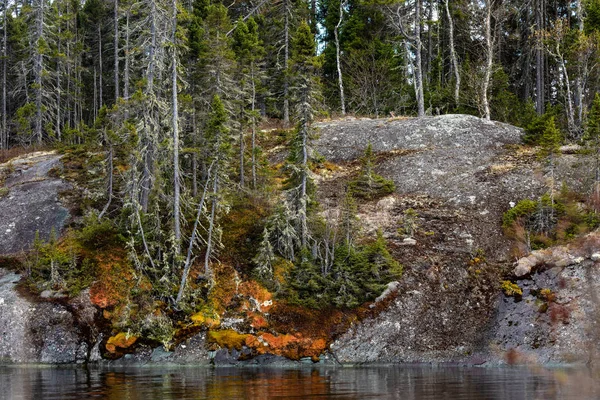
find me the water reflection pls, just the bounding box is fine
[1,365,598,399]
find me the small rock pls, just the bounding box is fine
[402,238,417,246]
[591,253,600,261]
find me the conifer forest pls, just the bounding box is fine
[2,0,600,358]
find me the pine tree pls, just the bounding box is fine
[233,17,265,189]
[587,93,600,197]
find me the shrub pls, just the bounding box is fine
[349,144,395,200]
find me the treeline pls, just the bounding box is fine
[0,0,599,149]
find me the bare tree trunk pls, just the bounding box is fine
[124,10,130,99]
[251,66,257,189]
[335,0,346,115]
[482,0,493,121]
[239,119,245,187]
[414,0,425,117]
[559,53,576,135]
[2,0,7,149]
[114,0,119,101]
[575,0,585,135]
[176,162,213,303]
[56,14,62,142]
[426,0,433,83]
[140,2,157,212]
[204,174,219,278]
[283,0,290,126]
[98,25,103,110]
[535,0,545,114]
[99,144,114,220]
[34,0,44,144]
[300,88,308,249]
[172,0,181,253]
[192,110,198,197]
[445,0,460,106]
[93,68,97,121]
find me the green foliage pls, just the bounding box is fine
[522,106,562,145]
[501,280,522,297]
[585,93,600,142]
[348,144,395,200]
[77,212,124,250]
[538,116,563,158]
[286,231,402,309]
[27,230,94,296]
[503,199,539,227]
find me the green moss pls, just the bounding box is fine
[207,329,249,350]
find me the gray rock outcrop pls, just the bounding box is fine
[0,151,70,255]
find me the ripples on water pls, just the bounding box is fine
[1,365,598,400]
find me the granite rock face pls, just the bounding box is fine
[0,269,89,363]
[318,116,600,365]
[0,151,70,255]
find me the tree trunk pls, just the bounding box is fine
[535,0,545,114]
[482,0,493,121]
[176,163,213,303]
[124,10,130,99]
[445,0,460,107]
[251,66,257,189]
[414,0,425,117]
[99,144,114,220]
[204,174,219,278]
[283,0,290,126]
[98,25,103,110]
[172,0,181,253]
[114,0,119,101]
[34,0,44,144]
[2,0,7,149]
[335,0,346,116]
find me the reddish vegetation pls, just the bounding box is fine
[89,251,135,309]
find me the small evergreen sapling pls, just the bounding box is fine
[349,143,395,200]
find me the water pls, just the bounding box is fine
[0,365,598,400]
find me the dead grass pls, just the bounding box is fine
[0,145,52,164]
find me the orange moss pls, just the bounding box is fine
[207,329,249,351]
[89,250,136,309]
[207,263,238,313]
[248,313,269,329]
[105,332,138,353]
[244,332,328,361]
[238,280,273,312]
[190,310,221,328]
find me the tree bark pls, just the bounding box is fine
[535,0,545,114]
[2,0,7,149]
[445,0,460,107]
[414,0,425,117]
[172,0,181,252]
[335,0,346,116]
[283,0,290,126]
[114,0,119,101]
[482,0,494,121]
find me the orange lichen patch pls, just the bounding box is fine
[245,332,328,361]
[190,309,221,328]
[105,332,138,353]
[238,280,273,312]
[207,329,249,351]
[248,312,269,329]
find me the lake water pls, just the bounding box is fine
[1,365,599,399]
